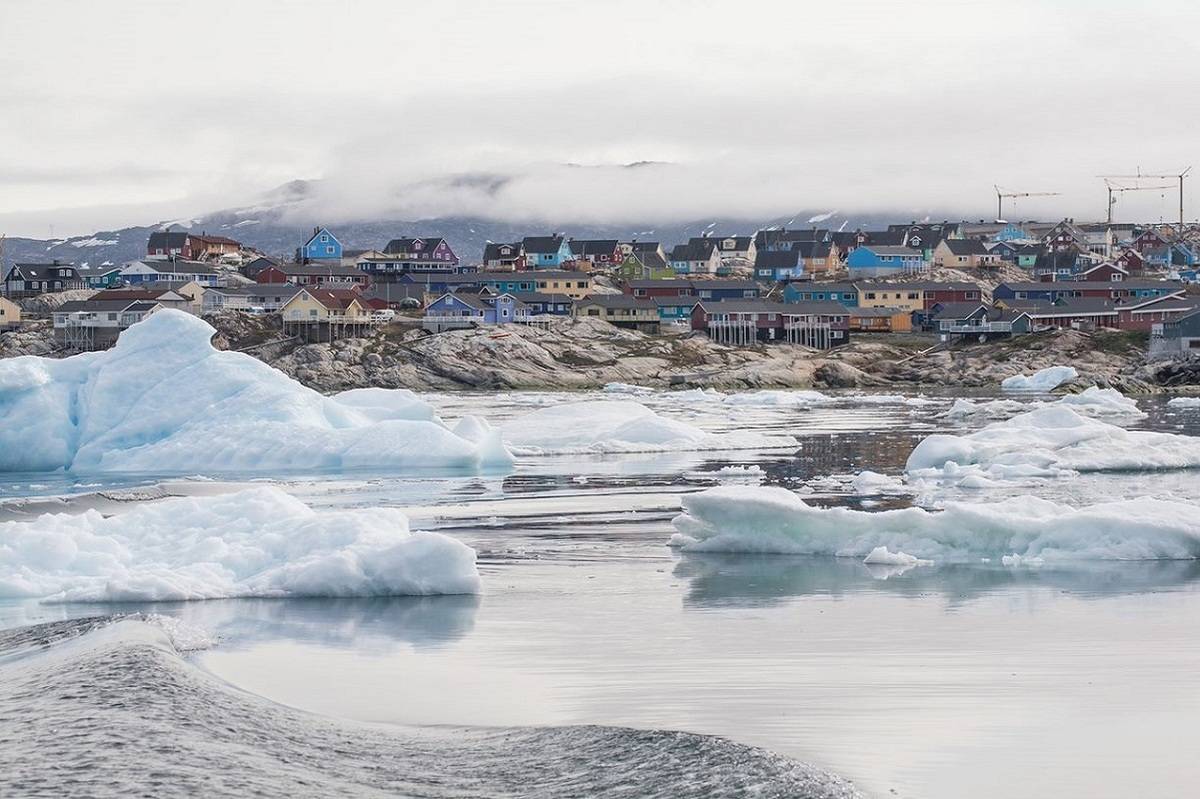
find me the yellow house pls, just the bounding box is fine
[856,284,925,313]
[531,270,593,300]
[280,288,370,322]
[0,296,21,327]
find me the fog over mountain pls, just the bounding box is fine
[3,0,1198,239]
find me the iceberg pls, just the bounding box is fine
[0,486,481,602]
[0,311,513,474]
[1000,365,1077,392]
[907,405,1200,481]
[943,387,1144,421]
[501,400,797,455]
[1167,397,1200,409]
[669,485,1200,562]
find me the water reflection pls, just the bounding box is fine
[675,552,1200,608]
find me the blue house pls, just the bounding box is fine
[994,280,1183,304]
[995,222,1035,242]
[422,291,527,332]
[846,245,928,278]
[783,282,859,307]
[753,250,803,281]
[299,227,343,262]
[654,297,697,323]
[522,235,574,268]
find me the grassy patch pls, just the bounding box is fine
[1092,329,1149,355]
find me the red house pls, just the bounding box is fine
[1115,295,1200,331]
[902,281,985,310]
[1115,249,1146,275]
[1076,263,1129,282]
[690,300,849,348]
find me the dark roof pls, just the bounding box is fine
[669,240,718,262]
[1029,297,1119,316]
[857,231,908,246]
[689,279,760,291]
[275,263,364,277]
[1000,280,1180,293]
[483,242,523,261]
[624,251,669,270]
[190,233,241,247]
[786,282,858,294]
[753,228,830,248]
[577,295,657,310]
[384,237,450,255]
[931,302,989,320]
[941,239,990,256]
[568,239,620,257]
[784,300,849,316]
[147,231,189,249]
[626,241,662,252]
[627,279,693,289]
[521,235,566,254]
[652,296,698,308]
[693,235,752,252]
[852,306,911,317]
[56,299,157,313]
[754,250,801,270]
[9,262,81,280]
[512,292,574,304]
[789,241,832,258]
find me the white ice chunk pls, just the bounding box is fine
[0,311,513,474]
[1000,365,1078,392]
[907,405,1200,482]
[0,487,480,602]
[501,400,797,455]
[670,485,1200,562]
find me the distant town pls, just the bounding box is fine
[4,217,1200,358]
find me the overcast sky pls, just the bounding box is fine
[2,0,1199,237]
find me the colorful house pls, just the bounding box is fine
[119,259,223,287]
[753,249,804,281]
[381,237,459,270]
[257,262,369,288]
[568,239,622,267]
[422,291,528,332]
[653,297,697,324]
[933,238,1001,268]
[994,280,1183,304]
[573,295,660,333]
[856,285,926,313]
[0,295,21,328]
[299,227,343,262]
[483,242,526,271]
[522,235,574,268]
[690,300,849,348]
[3,261,86,296]
[846,245,927,278]
[617,250,675,281]
[668,239,722,275]
[848,306,913,334]
[783,282,859,307]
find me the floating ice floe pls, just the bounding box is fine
[668,485,1200,562]
[849,470,914,495]
[1167,397,1200,409]
[501,400,797,455]
[1000,365,1078,392]
[907,405,1200,483]
[0,311,513,474]
[0,487,480,602]
[943,387,1144,422]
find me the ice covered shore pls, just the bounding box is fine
[670,486,1200,562]
[0,487,480,601]
[0,311,511,473]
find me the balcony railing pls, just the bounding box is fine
[941,321,1013,333]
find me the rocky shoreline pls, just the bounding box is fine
[4,308,1196,395]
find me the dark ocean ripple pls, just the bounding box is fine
[0,617,862,798]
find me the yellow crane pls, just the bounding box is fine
[994,186,1062,222]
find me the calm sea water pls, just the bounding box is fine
[3,389,1200,798]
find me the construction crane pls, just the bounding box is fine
[994,186,1062,222]
[1099,167,1192,227]
[1103,179,1174,224]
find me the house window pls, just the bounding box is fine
[320,235,328,243]
[326,246,334,254]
